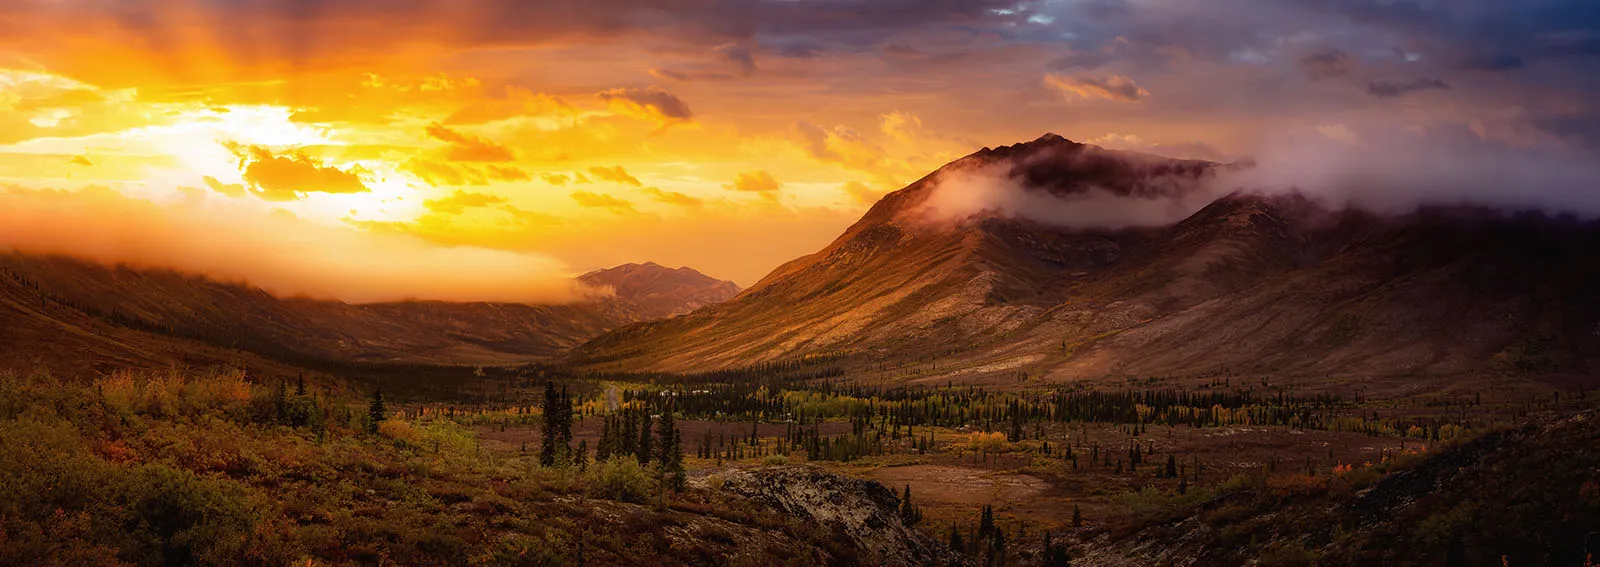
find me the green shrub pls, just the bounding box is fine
[114,464,262,566]
[587,456,658,503]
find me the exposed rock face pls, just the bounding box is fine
[704,467,970,567]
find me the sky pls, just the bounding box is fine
[0,0,1596,301]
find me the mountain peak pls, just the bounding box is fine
[579,261,741,319]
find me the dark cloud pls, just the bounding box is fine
[596,86,694,125]
[1300,49,1352,80]
[776,42,824,58]
[715,42,758,74]
[1044,73,1149,102]
[1366,77,1451,98]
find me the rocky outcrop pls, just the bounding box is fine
[704,466,971,567]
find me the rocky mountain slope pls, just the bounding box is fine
[571,134,1600,392]
[0,253,738,374]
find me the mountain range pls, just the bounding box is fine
[0,254,739,376]
[6,133,1599,393]
[571,134,1600,393]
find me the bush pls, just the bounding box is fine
[966,432,1008,453]
[379,420,421,445]
[114,464,261,566]
[587,456,658,503]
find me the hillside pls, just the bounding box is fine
[0,254,738,374]
[570,134,1600,392]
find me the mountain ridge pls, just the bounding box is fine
[0,253,739,374]
[569,135,1600,394]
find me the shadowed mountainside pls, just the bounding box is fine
[0,254,738,375]
[570,134,1600,392]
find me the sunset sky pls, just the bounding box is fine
[1,0,1596,301]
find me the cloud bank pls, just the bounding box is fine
[909,123,1600,229]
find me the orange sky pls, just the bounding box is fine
[1,0,1593,301]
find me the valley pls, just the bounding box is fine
[3,136,1598,566]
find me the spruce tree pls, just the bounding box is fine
[540,382,559,466]
[367,388,386,434]
[638,413,654,465]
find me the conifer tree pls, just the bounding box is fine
[638,413,654,465]
[541,382,560,466]
[367,388,386,434]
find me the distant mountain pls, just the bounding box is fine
[570,134,1600,391]
[579,262,741,319]
[0,254,738,375]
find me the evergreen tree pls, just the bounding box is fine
[1072,504,1082,528]
[638,413,654,465]
[949,525,964,554]
[558,386,574,458]
[1042,530,1070,566]
[367,388,386,434]
[596,418,613,462]
[900,485,922,525]
[541,382,560,466]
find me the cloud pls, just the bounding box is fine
[1043,73,1149,103]
[587,165,642,187]
[442,88,574,126]
[792,121,910,181]
[1085,133,1230,162]
[541,173,572,186]
[642,187,705,207]
[716,42,759,75]
[67,155,92,166]
[880,111,924,143]
[723,171,782,199]
[840,181,884,205]
[1366,78,1452,98]
[0,185,596,303]
[570,190,635,213]
[202,176,249,198]
[597,86,694,126]
[224,143,369,201]
[424,123,516,162]
[1215,121,1600,216]
[1299,49,1352,80]
[907,160,1223,229]
[424,190,509,215]
[404,159,528,187]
